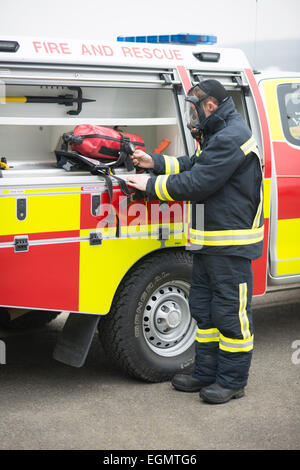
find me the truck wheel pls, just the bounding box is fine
[0,308,60,330]
[98,250,196,383]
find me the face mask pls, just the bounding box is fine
[184,94,209,131]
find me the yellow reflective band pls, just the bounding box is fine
[163,155,180,174]
[189,225,264,246]
[195,144,202,157]
[190,226,264,237]
[162,176,174,201]
[239,283,251,340]
[155,175,174,201]
[252,182,263,229]
[219,333,254,353]
[155,176,164,200]
[240,136,258,156]
[196,328,220,343]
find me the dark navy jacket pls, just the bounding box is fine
[146,97,264,260]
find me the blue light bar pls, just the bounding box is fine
[117,34,217,45]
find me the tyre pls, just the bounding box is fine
[98,250,196,382]
[0,308,60,330]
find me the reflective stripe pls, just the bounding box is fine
[252,182,263,229]
[219,333,254,353]
[239,283,251,340]
[240,136,264,230]
[196,328,220,343]
[190,225,264,246]
[240,136,258,156]
[195,144,202,157]
[155,175,174,201]
[252,155,264,228]
[163,155,180,174]
[196,329,254,352]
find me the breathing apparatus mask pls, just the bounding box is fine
[184,80,229,140]
[184,91,209,140]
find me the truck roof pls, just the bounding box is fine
[0,35,251,72]
[255,70,300,83]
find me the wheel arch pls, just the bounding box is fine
[107,246,191,315]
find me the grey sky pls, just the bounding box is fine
[1,0,299,70]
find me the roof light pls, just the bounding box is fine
[117,34,217,45]
[0,40,20,53]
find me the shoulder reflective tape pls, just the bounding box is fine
[155,175,174,201]
[219,333,254,353]
[196,328,219,343]
[239,283,251,340]
[240,136,259,156]
[189,225,264,246]
[163,155,180,174]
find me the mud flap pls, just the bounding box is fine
[53,312,100,367]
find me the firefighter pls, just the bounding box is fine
[127,79,264,404]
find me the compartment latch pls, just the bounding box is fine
[89,232,103,246]
[14,235,29,252]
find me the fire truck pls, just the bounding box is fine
[0,34,299,382]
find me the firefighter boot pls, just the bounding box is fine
[171,373,212,392]
[199,383,245,404]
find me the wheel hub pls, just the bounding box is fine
[142,281,196,357]
[155,301,182,332]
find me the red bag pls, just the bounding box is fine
[69,124,145,160]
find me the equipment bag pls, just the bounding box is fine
[55,126,146,237]
[60,124,145,171]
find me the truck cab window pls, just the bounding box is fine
[277,83,300,147]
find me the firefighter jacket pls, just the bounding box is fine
[145,97,264,260]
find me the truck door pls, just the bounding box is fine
[261,78,300,279]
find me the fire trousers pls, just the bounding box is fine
[189,253,254,389]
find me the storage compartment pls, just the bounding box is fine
[0,84,185,174]
[0,76,187,313]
